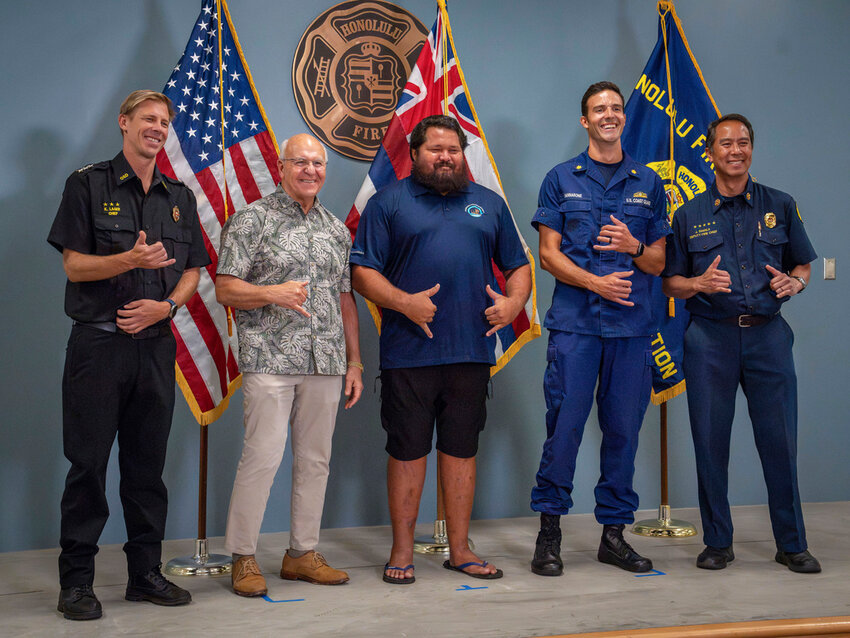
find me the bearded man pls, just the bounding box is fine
[351,115,531,584]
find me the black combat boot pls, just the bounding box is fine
[531,513,563,576]
[597,524,653,573]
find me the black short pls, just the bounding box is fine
[380,363,490,461]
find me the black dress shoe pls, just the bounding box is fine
[597,524,653,573]
[531,514,563,576]
[57,584,102,620]
[125,565,192,606]
[696,545,734,570]
[775,549,821,574]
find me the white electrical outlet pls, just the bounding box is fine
[824,257,836,280]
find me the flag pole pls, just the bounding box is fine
[414,0,474,555]
[165,0,233,576]
[632,402,697,537]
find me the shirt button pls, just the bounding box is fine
[737,243,743,248]
[745,283,751,288]
[741,264,747,270]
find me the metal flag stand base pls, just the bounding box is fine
[412,464,474,554]
[633,504,697,538]
[631,402,697,539]
[164,425,232,576]
[166,538,232,576]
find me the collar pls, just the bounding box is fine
[571,149,642,183]
[111,151,164,190]
[407,174,473,198]
[709,176,754,213]
[275,183,322,215]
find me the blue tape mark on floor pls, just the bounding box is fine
[634,569,666,577]
[262,595,306,603]
[456,584,489,591]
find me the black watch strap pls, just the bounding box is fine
[165,298,178,319]
[629,242,645,258]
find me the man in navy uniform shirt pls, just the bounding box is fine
[351,115,531,584]
[663,114,819,573]
[48,90,209,619]
[530,81,669,576]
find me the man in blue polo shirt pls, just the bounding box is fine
[351,115,531,584]
[663,114,820,573]
[530,81,669,576]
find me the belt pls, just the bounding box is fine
[717,314,776,328]
[74,321,172,339]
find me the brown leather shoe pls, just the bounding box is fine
[232,556,268,597]
[280,551,349,585]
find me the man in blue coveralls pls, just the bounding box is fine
[529,82,669,576]
[352,115,531,584]
[662,114,820,573]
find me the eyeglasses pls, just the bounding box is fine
[282,157,327,170]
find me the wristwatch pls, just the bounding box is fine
[165,298,178,319]
[629,241,645,258]
[792,276,807,292]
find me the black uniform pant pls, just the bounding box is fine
[59,324,176,587]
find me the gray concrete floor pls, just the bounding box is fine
[2,503,848,637]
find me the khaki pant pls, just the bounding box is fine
[224,373,342,555]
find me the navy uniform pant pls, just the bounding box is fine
[683,315,807,553]
[531,331,652,524]
[59,324,176,587]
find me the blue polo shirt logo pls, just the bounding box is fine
[466,204,485,218]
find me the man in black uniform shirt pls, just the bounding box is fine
[47,90,210,620]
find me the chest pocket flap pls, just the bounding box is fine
[94,214,135,233]
[687,231,723,253]
[624,203,652,219]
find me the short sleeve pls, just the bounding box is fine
[47,172,94,255]
[662,208,690,278]
[646,175,672,245]
[531,169,563,234]
[494,198,529,272]
[782,198,817,270]
[217,206,263,279]
[182,188,211,268]
[350,195,392,272]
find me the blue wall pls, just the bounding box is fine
[1,0,848,553]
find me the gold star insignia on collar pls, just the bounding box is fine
[714,198,720,206]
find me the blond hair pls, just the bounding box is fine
[119,90,175,122]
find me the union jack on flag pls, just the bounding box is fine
[157,0,280,424]
[345,1,541,374]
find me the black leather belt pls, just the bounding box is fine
[74,321,172,339]
[718,314,775,328]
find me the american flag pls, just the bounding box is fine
[345,1,541,374]
[157,0,280,424]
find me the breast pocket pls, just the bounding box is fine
[623,204,652,241]
[558,199,593,245]
[93,214,135,255]
[161,223,192,272]
[687,232,724,275]
[755,228,789,271]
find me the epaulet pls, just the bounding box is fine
[162,174,186,187]
[76,161,108,174]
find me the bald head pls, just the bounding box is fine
[277,134,328,213]
[279,134,328,163]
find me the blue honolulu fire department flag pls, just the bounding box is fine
[621,0,721,404]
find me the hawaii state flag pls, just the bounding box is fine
[621,0,721,404]
[157,0,280,424]
[345,0,541,374]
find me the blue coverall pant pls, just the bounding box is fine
[531,331,652,524]
[683,314,807,553]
